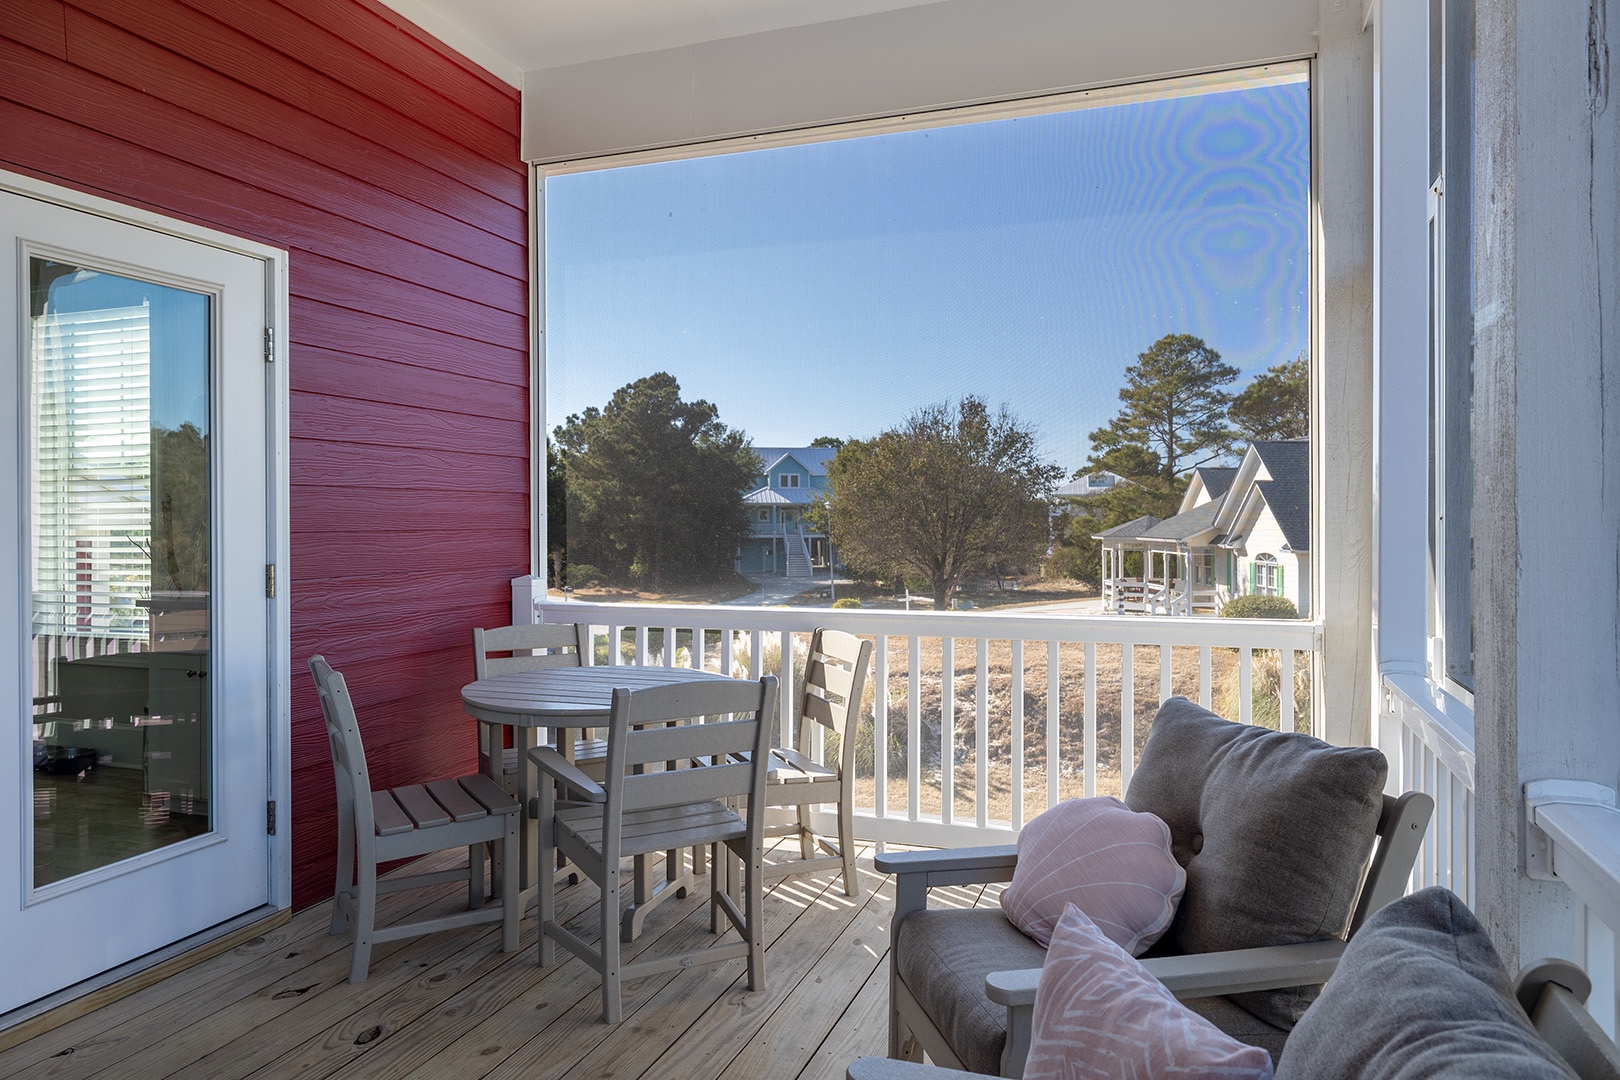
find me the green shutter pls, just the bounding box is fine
[1277,565,1285,597]
[1249,562,1256,593]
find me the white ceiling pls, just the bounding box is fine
[377,0,952,85]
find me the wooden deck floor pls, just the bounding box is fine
[0,842,1003,1080]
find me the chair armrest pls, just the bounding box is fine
[1141,938,1347,997]
[983,939,1348,1006]
[847,1057,991,1080]
[529,745,606,803]
[877,845,1019,924]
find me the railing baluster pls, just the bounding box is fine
[721,629,735,677]
[1280,648,1295,732]
[663,625,676,667]
[976,638,989,828]
[1010,638,1025,830]
[875,634,890,822]
[694,627,707,670]
[1083,641,1096,800]
[1120,643,1134,794]
[941,636,955,826]
[748,630,763,679]
[778,628,793,748]
[908,635,921,822]
[635,625,649,667]
[1237,646,1253,725]
[1047,641,1060,808]
[1198,644,1212,708]
[1159,644,1172,706]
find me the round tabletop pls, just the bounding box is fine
[460,665,738,727]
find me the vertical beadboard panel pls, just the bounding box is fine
[1,0,528,908]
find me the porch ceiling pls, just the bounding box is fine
[376,0,951,80]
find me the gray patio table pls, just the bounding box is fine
[461,664,740,937]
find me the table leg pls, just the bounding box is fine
[516,725,539,890]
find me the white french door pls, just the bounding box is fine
[0,183,278,1012]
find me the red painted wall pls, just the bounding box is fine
[1,0,530,907]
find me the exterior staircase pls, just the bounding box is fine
[784,534,814,579]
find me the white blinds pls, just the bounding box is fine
[31,300,153,640]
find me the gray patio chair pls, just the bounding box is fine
[878,696,1434,1076]
[533,675,778,1022]
[757,627,872,896]
[850,888,1620,1080]
[473,622,602,791]
[310,654,520,984]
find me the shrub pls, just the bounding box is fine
[1042,543,1100,585]
[831,597,862,609]
[1221,594,1299,620]
[564,562,604,587]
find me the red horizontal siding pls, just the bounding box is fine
[292,301,528,386]
[1,0,530,910]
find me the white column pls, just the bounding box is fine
[1471,0,1620,965]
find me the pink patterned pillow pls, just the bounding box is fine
[1001,796,1185,953]
[1025,904,1275,1080]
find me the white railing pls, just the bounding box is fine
[1386,672,1619,1038]
[1526,781,1620,1038]
[523,577,1320,848]
[1384,673,1476,905]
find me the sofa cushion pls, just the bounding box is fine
[1024,904,1274,1080]
[999,796,1185,953]
[1125,696,1388,1028]
[1276,887,1579,1079]
[894,908,1049,1075]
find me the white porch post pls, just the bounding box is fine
[1471,0,1620,966]
[1314,0,1377,747]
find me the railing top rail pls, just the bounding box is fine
[534,597,1321,649]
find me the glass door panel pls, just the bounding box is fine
[29,258,214,886]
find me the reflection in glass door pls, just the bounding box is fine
[29,257,213,886]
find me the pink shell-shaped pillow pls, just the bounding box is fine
[1000,796,1186,955]
[1023,904,1274,1080]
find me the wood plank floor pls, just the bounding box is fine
[0,842,1005,1080]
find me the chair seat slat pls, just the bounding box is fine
[459,772,522,815]
[372,791,415,836]
[425,778,487,822]
[392,783,453,829]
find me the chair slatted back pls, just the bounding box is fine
[309,654,376,846]
[796,629,872,770]
[603,678,776,823]
[474,623,588,679]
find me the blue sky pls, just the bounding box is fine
[545,79,1308,479]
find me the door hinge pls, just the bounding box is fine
[264,327,274,363]
[265,563,276,598]
[267,800,277,836]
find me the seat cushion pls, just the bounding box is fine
[1125,696,1388,1028]
[894,908,1049,1075]
[1275,887,1579,1079]
[999,796,1185,953]
[1023,904,1273,1080]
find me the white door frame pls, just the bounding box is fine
[0,170,291,1003]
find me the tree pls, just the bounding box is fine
[149,423,209,594]
[809,435,846,449]
[1087,333,1239,520]
[552,373,759,589]
[1229,352,1309,443]
[545,438,568,589]
[826,398,1062,608]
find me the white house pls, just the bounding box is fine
[1095,440,1310,617]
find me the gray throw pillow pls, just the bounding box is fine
[1125,696,1387,1027]
[1275,887,1578,1079]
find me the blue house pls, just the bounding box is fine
[736,447,837,578]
